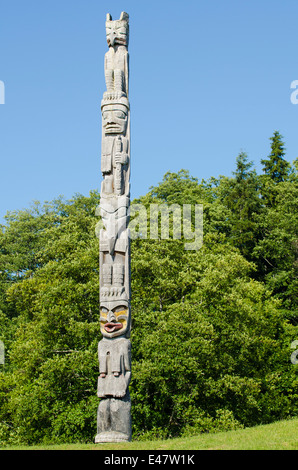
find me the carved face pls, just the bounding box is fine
[102,103,128,135]
[106,18,129,47]
[100,301,130,338]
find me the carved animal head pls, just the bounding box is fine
[106,11,129,47]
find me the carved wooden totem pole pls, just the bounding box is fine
[95,11,132,443]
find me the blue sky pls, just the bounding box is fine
[0,0,298,222]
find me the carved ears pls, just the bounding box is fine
[106,12,129,22]
[120,12,129,21]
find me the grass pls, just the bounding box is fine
[1,417,297,450]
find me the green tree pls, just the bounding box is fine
[216,152,262,259]
[260,131,292,208]
[261,131,291,183]
[0,192,101,444]
[253,180,298,324]
[131,239,296,438]
[0,172,297,445]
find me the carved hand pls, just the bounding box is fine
[114,152,128,165]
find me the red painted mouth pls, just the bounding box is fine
[104,322,123,333]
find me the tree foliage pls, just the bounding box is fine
[0,132,297,444]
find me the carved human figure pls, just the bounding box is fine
[95,300,131,442]
[101,99,130,197]
[96,340,131,442]
[97,337,131,397]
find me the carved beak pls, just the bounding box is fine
[109,32,116,47]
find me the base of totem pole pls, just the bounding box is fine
[95,394,132,443]
[95,431,131,443]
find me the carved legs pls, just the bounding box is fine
[95,392,132,442]
[105,68,125,96]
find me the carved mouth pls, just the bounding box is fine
[104,322,123,333]
[105,126,122,134]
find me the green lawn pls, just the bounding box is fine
[1,417,297,450]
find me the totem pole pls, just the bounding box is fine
[95,11,132,443]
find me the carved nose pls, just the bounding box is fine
[106,113,114,123]
[107,311,117,323]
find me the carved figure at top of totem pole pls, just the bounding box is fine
[104,11,129,100]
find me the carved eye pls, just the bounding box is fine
[100,307,108,314]
[114,306,127,313]
[115,111,126,119]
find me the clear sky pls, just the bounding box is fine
[0,0,298,223]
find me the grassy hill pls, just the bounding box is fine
[1,417,297,450]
